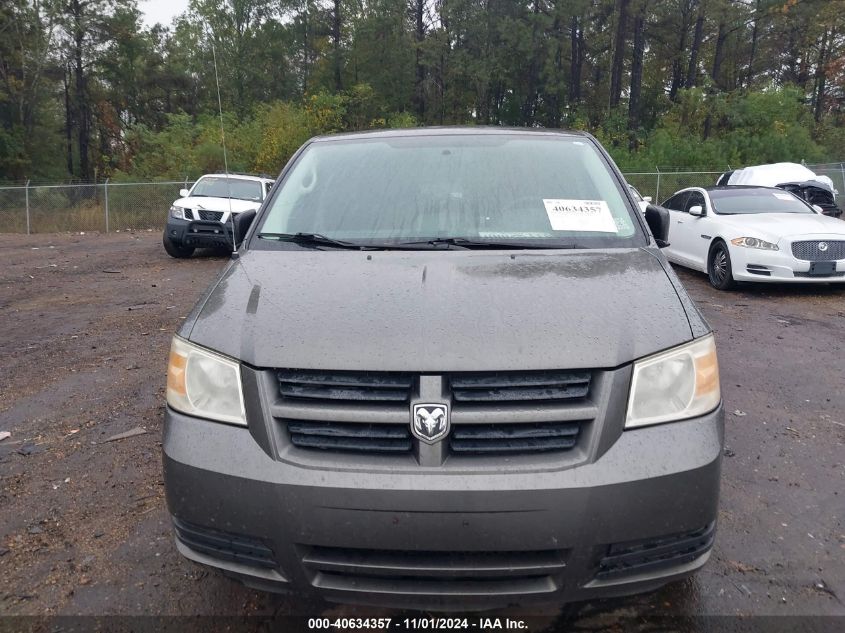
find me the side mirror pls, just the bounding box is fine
[179,188,190,198]
[645,204,670,248]
[688,205,704,217]
[643,196,653,203]
[232,209,256,246]
[812,204,823,214]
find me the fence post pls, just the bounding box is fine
[25,179,31,235]
[655,167,661,202]
[104,178,110,233]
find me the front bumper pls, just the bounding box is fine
[163,366,724,610]
[729,242,845,283]
[165,216,235,249]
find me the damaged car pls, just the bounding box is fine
[716,163,842,218]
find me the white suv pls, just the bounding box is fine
[163,173,274,258]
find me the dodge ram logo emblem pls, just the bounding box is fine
[818,242,828,252]
[411,404,449,443]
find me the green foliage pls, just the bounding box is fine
[1,0,844,183]
[608,88,829,170]
[251,86,418,174]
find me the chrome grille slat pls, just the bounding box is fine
[278,369,413,403]
[280,385,409,401]
[449,370,591,403]
[271,402,408,424]
[451,422,580,440]
[288,420,409,439]
[286,420,412,453]
[451,403,597,424]
[450,424,580,454]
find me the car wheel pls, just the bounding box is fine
[162,233,195,259]
[708,242,736,290]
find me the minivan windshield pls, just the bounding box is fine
[191,177,263,201]
[255,134,645,249]
[710,188,815,215]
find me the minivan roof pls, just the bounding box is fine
[311,126,590,142]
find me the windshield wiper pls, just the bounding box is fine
[396,237,578,250]
[257,232,369,250]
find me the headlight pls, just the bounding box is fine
[626,334,720,429]
[169,205,184,219]
[166,336,246,425]
[730,237,778,250]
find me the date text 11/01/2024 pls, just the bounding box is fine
[307,618,529,630]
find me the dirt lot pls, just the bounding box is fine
[0,232,843,627]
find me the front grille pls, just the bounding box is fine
[173,517,276,569]
[183,208,194,220]
[791,240,845,261]
[793,271,845,278]
[198,209,224,221]
[596,522,715,581]
[278,370,413,402]
[287,420,411,453]
[450,422,580,455]
[301,545,566,596]
[449,370,591,402]
[273,369,596,460]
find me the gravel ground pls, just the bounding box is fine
[0,232,843,628]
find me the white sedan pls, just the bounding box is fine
[661,186,845,290]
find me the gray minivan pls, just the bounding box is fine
[164,128,724,610]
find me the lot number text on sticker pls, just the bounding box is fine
[543,199,618,233]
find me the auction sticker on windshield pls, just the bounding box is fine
[543,199,618,233]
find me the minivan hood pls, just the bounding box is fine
[186,249,695,372]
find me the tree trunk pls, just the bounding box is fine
[628,6,646,141]
[609,0,630,108]
[569,16,582,105]
[548,13,564,127]
[72,0,90,181]
[414,0,425,119]
[685,9,704,88]
[64,61,74,177]
[745,0,761,88]
[711,20,727,91]
[332,0,342,91]
[669,1,691,101]
[302,2,310,95]
[813,28,832,122]
[522,0,542,124]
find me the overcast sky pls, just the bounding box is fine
[140,0,190,28]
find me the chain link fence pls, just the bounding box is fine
[1,166,843,234]
[0,181,193,234]
[623,171,726,204]
[805,163,845,197]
